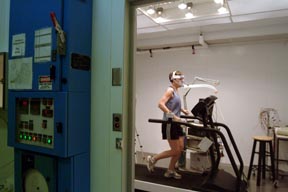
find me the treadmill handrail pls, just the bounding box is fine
[180,115,202,121]
[212,122,244,179]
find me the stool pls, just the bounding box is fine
[247,136,275,186]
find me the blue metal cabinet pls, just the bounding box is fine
[8,0,92,191]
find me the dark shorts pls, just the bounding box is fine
[162,122,185,140]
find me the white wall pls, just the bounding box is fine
[135,41,288,166]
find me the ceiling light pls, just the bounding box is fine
[185,12,194,19]
[178,3,187,10]
[214,0,223,4]
[156,7,163,16]
[187,2,193,10]
[155,16,168,23]
[147,7,155,15]
[218,6,228,14]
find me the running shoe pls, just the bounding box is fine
[164,170,182,179]
[146,155,155,172]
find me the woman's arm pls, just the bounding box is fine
[158,87,173,114]
[158,87,181,120]
[181,108,190,115]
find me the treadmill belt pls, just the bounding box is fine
[135,164,215,192]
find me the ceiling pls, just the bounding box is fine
[136,0,288,49]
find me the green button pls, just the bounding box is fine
[19,134,23,139]
[47,139,52,144]
[24,135,27,140]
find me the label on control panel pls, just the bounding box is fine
[38,76,52,90]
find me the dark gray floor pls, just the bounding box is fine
[247,172,288,192]
[134,151,288,192]
[233,164,288,192]
[135,164,288,192]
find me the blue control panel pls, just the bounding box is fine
[8,91,90,157]
[8,0,92,191]
[8,0,92,157]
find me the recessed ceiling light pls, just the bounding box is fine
[218,6,228,14]
[185,12,194,19]
[178,3,187,10]
[214,0,223,4]
[147,7,155,15]
[155,17,168,23]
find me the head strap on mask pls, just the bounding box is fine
[171,71,184,80]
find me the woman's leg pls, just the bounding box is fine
[167,139,182,171]
[179,136,185,152]
[152,139,182,165]
[177,136,186,168]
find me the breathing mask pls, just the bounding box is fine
[171,71,185,87]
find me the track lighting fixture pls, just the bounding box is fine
[192,45,195,54]
[187,2,193,10]
[149,49,153,57]
[156,7,163,16]
[185,2,194,18]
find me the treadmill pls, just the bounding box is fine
[135,96,248,192]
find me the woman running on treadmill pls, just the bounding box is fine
[147,70,189,179]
